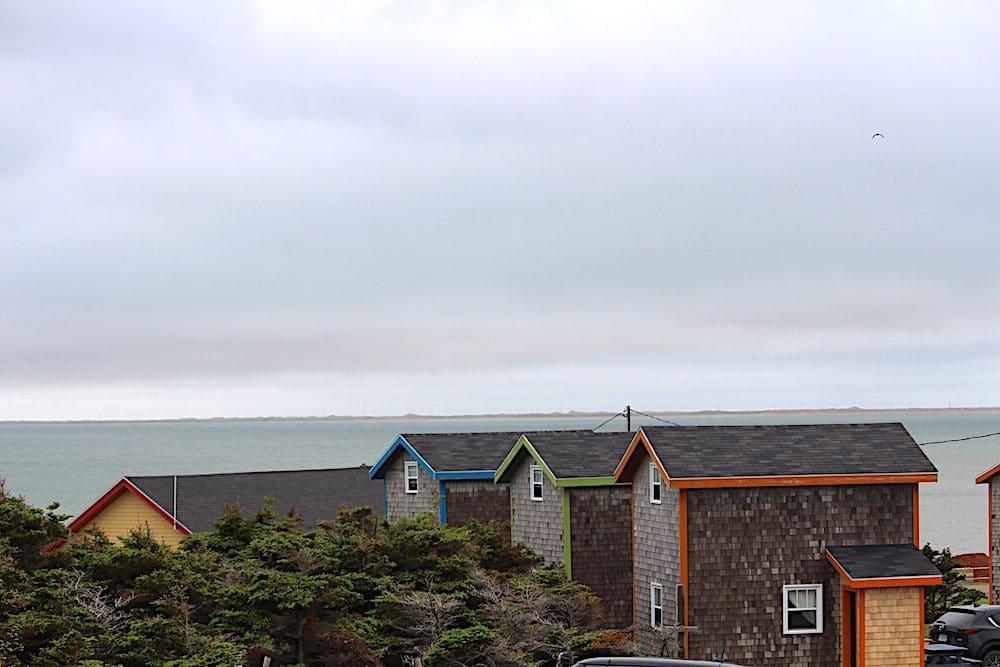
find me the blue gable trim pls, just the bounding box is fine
[438,480,447,523]
[368,436,437,479]
[435,470,496,481]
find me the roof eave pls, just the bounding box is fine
[668,472,937,489]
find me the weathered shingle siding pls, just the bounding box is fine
[684,484,914,666]
[633,455,682,655]
[509,455,564,564]
[444,480,510,527]
[569,485,634,630]
[992,478,1000,603]
[385,454,438,521]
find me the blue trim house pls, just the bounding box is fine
[368,432,519,525]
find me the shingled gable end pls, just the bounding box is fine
[614,422,939,666]
[493,430,636,629]
[974,462,1000,603]
[68,466,384,547]
[368,432,518,525]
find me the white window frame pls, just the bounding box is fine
[650,582,664,628]
[404,461,419,494]
[649,463,662,504]
[530,465,544,501]
[783,584,823,634]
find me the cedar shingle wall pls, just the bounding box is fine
[569,485,633,629]
[864,587,922,665]
[509,455,564,564]
[992,478,1000,603]
[385,454,438,521]
[685,484,914,666]
[633,454,682,655]
[444,480,509,526]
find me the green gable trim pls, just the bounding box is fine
[493,435,557,486]
[555,476,618,488]
[562,489,572,579]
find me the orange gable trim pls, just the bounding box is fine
[68,478,192,536]
[825,552,942,589]
[667,472,937,489]
[976,462,1000,485]
[613,429,668,483]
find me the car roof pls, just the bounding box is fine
[573,659,748,667]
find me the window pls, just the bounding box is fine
[650,582,663,628]
[649,463,662,504]
[783,584,822,634]
[530,465,544,501]
[405,461,419,494]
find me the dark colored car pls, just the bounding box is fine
[926,642,981,664]
[929,605,1000,666]
[572,658,748,667]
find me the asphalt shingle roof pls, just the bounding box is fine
[521,430,635,479]
[826,544,941,580]
[127,466,383,533]
[399,432,523,472]
[642,422,937,479]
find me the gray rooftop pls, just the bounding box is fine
[399,432,523,472]
[521,430,635,479]
[127,466,383,533]
[642,422,937,479]
[826,544,941,580]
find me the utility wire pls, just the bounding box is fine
[629,408,681,427]
[592,411,626,431]
[918,431,1000,446]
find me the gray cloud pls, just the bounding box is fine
[2,2,1000,418]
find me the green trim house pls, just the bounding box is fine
[494,430,635,629]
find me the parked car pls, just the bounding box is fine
[926,643,981,664]
[929,605,1000,666]
[572,659,748,667]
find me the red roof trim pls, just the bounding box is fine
[976,462,1000,485]
[67,478,192,536]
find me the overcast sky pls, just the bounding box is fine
[2,2,999,420]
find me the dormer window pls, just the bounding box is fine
[650,463,662,504]
[405,461,419,494]
[530,465,543,501]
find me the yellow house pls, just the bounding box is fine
[68,467,384,546]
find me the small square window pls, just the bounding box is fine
[650,582,663,628]
[405,461,419,494]
[649,463,662,504]
[530,466,544,501]
[783,584,822,634]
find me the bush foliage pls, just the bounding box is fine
[0,482,625,666]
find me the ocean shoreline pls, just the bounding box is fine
[3,405,999,426]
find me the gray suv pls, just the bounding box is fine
[929,605,1000,666]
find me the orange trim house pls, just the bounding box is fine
[615,422,939,667]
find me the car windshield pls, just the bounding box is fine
[936,610,978,628]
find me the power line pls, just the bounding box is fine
[918,431,1000,446]
[592,410,626,431]
[629,408,680,427]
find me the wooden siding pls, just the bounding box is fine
[78,489,185,548]
[509,454,564,564]
[632,453,682,654]
[444,480,509,527]
[992,478,1000,603]
[684,484,914,666]
[863,587,922,665]
[569,485,633,629]
[385,453,437,521]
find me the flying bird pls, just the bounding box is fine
[872,132,885,139]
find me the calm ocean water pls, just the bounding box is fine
[1,411,998,554]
